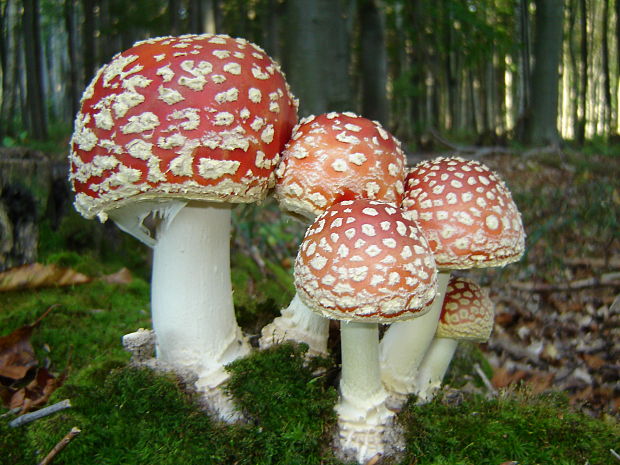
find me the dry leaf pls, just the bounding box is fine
[99,267,132,285]
[0,263,91,292]
[0,306,56,383]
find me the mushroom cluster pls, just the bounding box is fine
[259,111,406,357]
[69,33,526,465]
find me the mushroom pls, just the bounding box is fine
[69,34,298,420]
[294,199,436,463]
[380,156,525,407]
[260,112,406,357]
[414,276,494,404]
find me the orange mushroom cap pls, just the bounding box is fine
[275,112,406,222]
[295,199,437,323]
[436,276,494,342]
[403,156,525,269]
[70,34,298,221]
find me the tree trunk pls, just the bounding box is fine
[515,0,531,140]
[601,0,612,136]
[64,0,80,119]
[522,0,564,146]
[359,0,389,126]
[22,0,48,140]
[576,0,587,143]
[282,0,352,116]
[81,0,97,86]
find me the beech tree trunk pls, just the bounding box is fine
[577,0,587,143]
[22,0,47,140]
[523,0,564,146]
[359,0,389,126]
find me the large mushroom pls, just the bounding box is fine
[380,156,525,407]
[260,112,406,357]
[69,33,298,420]
[414,276,494,404]
[294,199,436,463]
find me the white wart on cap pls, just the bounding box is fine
[403,156,525,269]
[294,199,437,322]
[275,112,406,222]
[70,33,298,221]
[436,276,494,342]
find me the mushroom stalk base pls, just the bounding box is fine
[414,337,458,404]
[337,321,395,464]
[379,271,451,408]
[259,293,329,357]
[151,203,250,422]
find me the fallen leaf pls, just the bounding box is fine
[582,354,606,370]
[100,267,132,285]
[0,305,56,382]
[0,325,38,380]
[491,367,528,389]
[0,263,91,292]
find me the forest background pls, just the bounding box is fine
[1,0,617,150]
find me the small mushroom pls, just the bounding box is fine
[260,112,406,357]
[414,276,494,404]
[294,199,436,463]
[380,156,525,407]
[69,34,298,421]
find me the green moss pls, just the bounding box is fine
[22,345,341,465]
[0,279,151,372]
[400,390,620,465]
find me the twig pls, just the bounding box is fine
[611,449,620,462]
[0,407,21,418]
[9,399,71,428]
[510,272,620,292]
[37,427,81,465]
[474,363,497,396]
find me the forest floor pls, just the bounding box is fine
[0,145,618,464]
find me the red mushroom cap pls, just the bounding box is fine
[403,156,525,269]
[436,276,494,342]
[295,199,437,323]
[275,112,406,222]
[70,34,298,221]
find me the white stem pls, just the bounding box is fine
[151,203,250,420]
[379,271,451,403]
[337,321,393,464]
[413,338,458,404]
[259,293,329,357]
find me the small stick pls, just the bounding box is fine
[0,407,21,418]
[611,449,620,462]
[37,427,81,465]
[474,363,497,396]
[9,399,71,428]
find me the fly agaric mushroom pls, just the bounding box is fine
[414,276,494,404]
[260,112,406,357]
[69,34,298,420]
[295,199,436,463]
[380,156,524,407]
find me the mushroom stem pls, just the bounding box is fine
[337,321,393,463]
[259,293,329,357]
[379,271,451,406]
[151,202,250,420]
[413,337,459,404]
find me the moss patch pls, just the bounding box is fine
[400,390,620,465]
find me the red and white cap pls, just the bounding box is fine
[275,112,406,222]
[403,156,525,269]
[70,34,298,221]
[436,276,494,342]
[294,199,437,322]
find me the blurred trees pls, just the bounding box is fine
[0,0,618,149]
